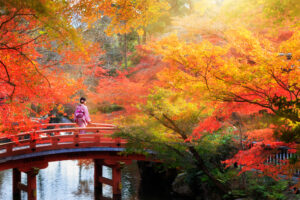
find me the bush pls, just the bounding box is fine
[247,177,289,200]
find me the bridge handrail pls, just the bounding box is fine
[0,128,117,147]
[14,123,116,130]
[0,124,125,165]
[3,126,118,139]
[39,123,117,128]
[0,123,117,140]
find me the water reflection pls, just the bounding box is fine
[0,160,144,200]
[122,162,141,200]
[0,160,170,200]
[38,160,95,200]
[0,168,11,199]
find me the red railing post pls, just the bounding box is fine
[51,136,58,147]
[74,130,79,147]
[13,168,21,200]
[114,137,121,147]
[94,133,101,145]
[7,143,13,154]
[30,131,36,151]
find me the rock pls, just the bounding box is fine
[137,161,177,199]
[172,173,194,197]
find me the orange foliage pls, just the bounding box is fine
[148,26,299,177]
[91,47,166,121]
[69,0,170,35]
[0,6,86,134]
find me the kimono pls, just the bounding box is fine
[74,104,91,134]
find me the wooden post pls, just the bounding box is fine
[13,168,21,200]
[112,163,121,200]
[95,160,122,200]
[94,134,100,145]
[74,131,79,147]
[27,168,38,200]
[7,143,13,154]
[94,159,103,200]
[29,131,37,152]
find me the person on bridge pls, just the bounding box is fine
[74,97,91,134]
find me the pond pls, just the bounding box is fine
[0,160,168,200]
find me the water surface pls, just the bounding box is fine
[0,160,142,200]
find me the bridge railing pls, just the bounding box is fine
[265,149,300,177]
[9,122,116,130]
[0,123,125,161]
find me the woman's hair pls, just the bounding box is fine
[80,97,86,104]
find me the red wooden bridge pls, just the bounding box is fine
[0,123,146,200]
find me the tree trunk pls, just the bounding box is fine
[142,27,146,43]
[137,34,140,45]
[124,33,127,68]
[152,113,230,195]
[188,146,230,195]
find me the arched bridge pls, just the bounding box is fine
[0,123,146,200]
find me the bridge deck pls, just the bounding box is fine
[0,123,130,171]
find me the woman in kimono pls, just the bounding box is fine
[74,97,91,134]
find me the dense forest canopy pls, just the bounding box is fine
[0,0,299,198]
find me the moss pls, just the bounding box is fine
[98,103,124,113]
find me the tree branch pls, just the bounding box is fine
[1,45,51,87]
[147,111,230,193]
[0,35,42,50]
[0,60,11,83]
[162,113,188,139]
[0,60,16,99]
[0,9,20,30]
[269,70,295,100]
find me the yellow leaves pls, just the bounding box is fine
[225,28,261,55]
[153,33,232,100]
[219,0,298,29]
[275,29,300,90]
[194,0,212,16]
[151,23,300,119]
[84,0,170,35]
[56,104,65,114]
[137,28,144,36]
[279,28,300,59]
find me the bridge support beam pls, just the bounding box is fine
[111,162,121,200]
[94,159,103,200]
[94,159,122,200]
[13,168,21,200]
[13,168,38,200]
[26,168,37,200]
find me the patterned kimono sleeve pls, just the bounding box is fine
[83,105,91,123]
[74,105,78,122]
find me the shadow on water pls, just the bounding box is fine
[0,160,172,200]
[0,115,171,200]
[0,116,174,199]
[38,173,44,200]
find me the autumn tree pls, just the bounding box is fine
[92,0,299,196]
[69,0,171,68]
[115,88,237,195]
[92,46,165,121]
[0,0,89,133]
[151,27,299,177]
